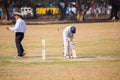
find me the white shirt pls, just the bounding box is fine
[9,18,26,33]
[63,26,74,41]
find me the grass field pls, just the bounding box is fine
[0,22,120,80]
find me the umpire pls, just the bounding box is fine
[6,12,26,58]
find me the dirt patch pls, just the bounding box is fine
[10,56,120,63]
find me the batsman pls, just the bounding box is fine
[63,26,76,59]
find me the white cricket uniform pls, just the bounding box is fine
[63,26,75,58]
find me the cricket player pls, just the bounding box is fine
[63,26,76,59]
[6,12,26,58]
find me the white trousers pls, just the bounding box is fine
[63,38,75,57]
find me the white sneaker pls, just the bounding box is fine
[22,51,26,57]
[70,56,73,59]
[15,56,22,58]
[65,56,70,59]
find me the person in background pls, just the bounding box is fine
[6,12,26,58]
[63,26,76,59]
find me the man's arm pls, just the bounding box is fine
[6,21,19,31]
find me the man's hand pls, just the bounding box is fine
[67,38,71,42]
[6,27,9,30]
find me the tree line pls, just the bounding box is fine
[0,0,120,22]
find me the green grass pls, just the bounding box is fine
[0,23,120,80]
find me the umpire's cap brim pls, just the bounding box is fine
[14,12,22,17]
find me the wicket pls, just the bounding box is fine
[42,39,46,60]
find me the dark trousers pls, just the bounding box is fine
[15,32,24,56]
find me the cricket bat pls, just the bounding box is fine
[72,48,77,58]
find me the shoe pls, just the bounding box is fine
[73,56,77,59]
[15,56,22,58]
[64,56,70,59]
[22,51,26,57]
[70,56,73,59]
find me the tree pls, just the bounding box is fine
[0,0,11,20]
[58,2,67,20]
[0,0,25,20]
[0,0,120,21]
[75,0,95,22]
[109,0,120,20]
[75,0,120,22]
[0,0,38,20]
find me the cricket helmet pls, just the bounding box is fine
[70,26,76,33]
